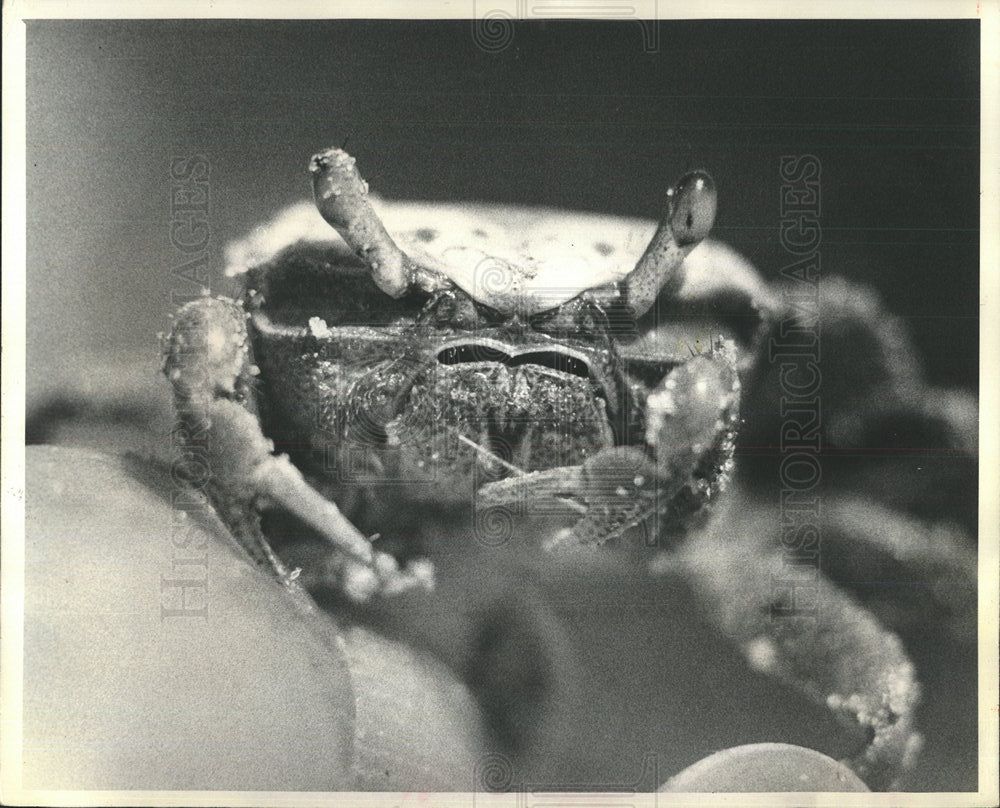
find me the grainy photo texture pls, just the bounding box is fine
[10,14,987,803]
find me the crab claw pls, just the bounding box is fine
[164,295,433,603]
[310,147,418,298]
[645,340,740,489]
[475,344,741,550]
[625,170,717,318]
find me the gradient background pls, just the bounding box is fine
[26,19,979,402]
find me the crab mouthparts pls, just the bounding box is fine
[393,338,617,479]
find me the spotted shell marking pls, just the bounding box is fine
[386,202,647,316]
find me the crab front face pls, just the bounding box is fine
[237,150,736,548]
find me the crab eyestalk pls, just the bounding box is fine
[625,170,717,318]
[310,147,418,298]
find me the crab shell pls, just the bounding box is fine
[233,183,766,291]
[228,196,651,309]
[393,205,648,316]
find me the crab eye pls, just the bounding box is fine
[668,171,717,246]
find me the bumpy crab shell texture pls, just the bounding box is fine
[217,196,978,790]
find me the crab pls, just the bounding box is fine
[163,147,739,600]
[161,147,977,792]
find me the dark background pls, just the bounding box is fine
[26,19,979,404]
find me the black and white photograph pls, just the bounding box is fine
[2,2,998,805]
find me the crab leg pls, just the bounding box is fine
[625,170,717,318]
[163,296,432,602]
[654,499,924,790]
[309,147,424,298]
[817,495,978,644]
